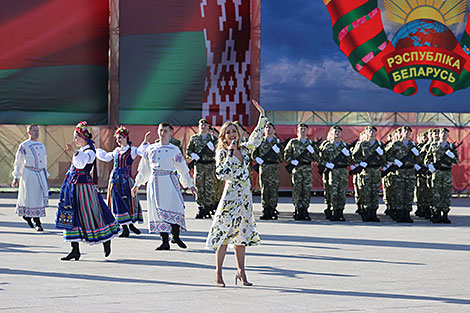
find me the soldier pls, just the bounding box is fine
[319,126,352,222]
[414,131,429,218]
[382,132,395,219]
[351,131,367,218]
[186,119,218,218]
[253,122,284,220]
[352,126,385,222]
[320,131,334,219]
[425,128,458,223]
[385,126,420,223]
[422,128,440,219]
[284,123,319,220]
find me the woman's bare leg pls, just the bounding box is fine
[215,244,228,284]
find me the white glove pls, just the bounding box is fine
[341,147,350,156]
[307,145,314,154]
[255,157,264,165]
[428,163,436,173]
[376,147,384,156]
[291,160,299,166]
[272,144,280,154]
[360,161,368,168]
[394,159,403,167]
[207,141,215,151]
[414,164,421,171]
[326,162,335,169]
[190,153,200,161]
[411,147,419,156]
[350,164,357,170]
[445,150,455,159]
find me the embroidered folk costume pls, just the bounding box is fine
[96,126,147,236]
[134,139,193,249]
[57,121,121,260]
[12,129,49,231]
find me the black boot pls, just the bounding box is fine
[156,233,170,250]
[260,207,270,220]
[293,207,302,220]
[424,206,432,219]
[338,210,346,222]
[432,210,443,223]
[61,242,80,261]
[415,205,425,217]
[442,211,451,224]
[330,210,340,221]
[370,209,380,222]
[33,217,44,231]
[390,208,397,221]
[103,240,111,257]
[324,207,332,220]
[23,216,34,229]
[195,206,205,219]
[355,203,362,214]
[129,223,141,235]
[384,204,390,216]
[403,210,414,223]
[209,205,217,215]
[303,207,311,221]
[119,225,130,237]
[360,207,368,222]
[203,206,212,219]
[271,207,279,220]
[170,224,187,249]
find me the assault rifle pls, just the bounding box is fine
[424,141,462,174]
[285,137,322,174]
[252,142,280,173]
[318,139,357,175]
[381,146,418,177]
[188,142,215,170]
[348,143,384,175]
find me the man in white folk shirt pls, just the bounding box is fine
[11,125,49,231]
[132,122,197,250]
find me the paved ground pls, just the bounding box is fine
[1,193,469,313]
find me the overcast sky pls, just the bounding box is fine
[260,0,470,113]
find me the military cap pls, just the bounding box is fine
[298,123,308,128]
[402,126,412,132]
[198,119,209,125]
[365,125,377,131]
[330,125,342,131]
[439,127,450,133]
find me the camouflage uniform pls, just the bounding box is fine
[385,139,420,222]
[425,141,458,223]
[319,141,352,221]
[186,133,218,218]
[414,140,429,218]
[352,139,385,221]
[318,140,332,219]
[253,137,284,220]
[284,138,319,220]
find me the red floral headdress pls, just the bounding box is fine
[114,126,129,138]
[75,121,92,140]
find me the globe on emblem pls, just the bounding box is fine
[391,19,458,50]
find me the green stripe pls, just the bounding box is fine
[454,69,470,91]
[371,67,393,89]
[460,32,470,46]
[347,31,387,67]
[332,0,378,46]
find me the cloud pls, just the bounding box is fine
[261,57,376,91]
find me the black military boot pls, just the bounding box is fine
[119,224,130,237]
[324,207,332,220]
[384,204,390,216]
[203,206,212,219]
[33,217,44,231]
[330,210,340,221]
[170,224,187,249]
[355,203,362,214]
[271,207,279,220]
[415,205,425,217]
[338,210,346,222]
[195,206,205,219]
[260,207,270,220]
[396,209,405,222]
[403,210,414,223]
[156,233,170,250]
[432,210,443,223]
[303,208,312,221]
[360,207,368,222]
[23,216,34,228]
[370,209,380,222]
[61,242,80,261]
[442,211,451,224]
[293,207,301,220]
[390,208,397,221]
[424,206,432,219]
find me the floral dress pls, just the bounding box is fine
[206,116,268,250]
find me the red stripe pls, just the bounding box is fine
[326,0,370,26]
[429,80,454,96]
[120,0,204,37]
[393,80,417,95]
[0,0,108,69]
[339,13,384,57]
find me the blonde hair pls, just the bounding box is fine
[217,121,241,151]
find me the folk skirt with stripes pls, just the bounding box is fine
[107,176,143,225]
[63,183,121,245]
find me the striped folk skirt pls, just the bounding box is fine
[107,176,143,225]
[64,183,121,245]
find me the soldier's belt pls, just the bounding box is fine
[399,165,414,169]
[196,160,215,164]
[298,161,312,166]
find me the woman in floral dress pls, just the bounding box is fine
[206,100,267,287]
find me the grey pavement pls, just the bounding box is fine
[1,193,469,313]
